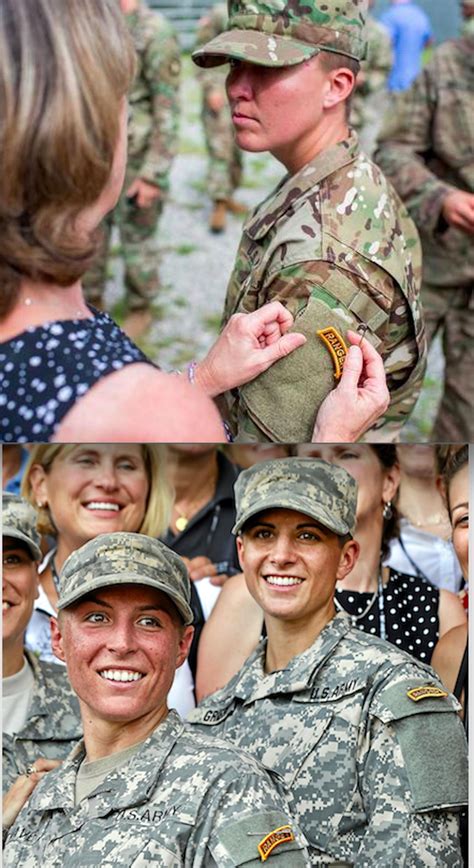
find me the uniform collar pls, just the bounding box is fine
[244,133,360,242]
[232,613,352,703]
[18,651,80,739]
[31,710,185,814]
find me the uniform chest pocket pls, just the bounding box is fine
[260,705,334,788]
[284,692,368,854]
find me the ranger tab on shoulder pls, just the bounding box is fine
[407,685,448,703]
[317,327,348,379]
[258,825,295,862]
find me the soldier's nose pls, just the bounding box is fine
[226,63,254,100]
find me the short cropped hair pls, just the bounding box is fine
[0,0,136,317]
[318,50,360,118]
[21,444,172,539]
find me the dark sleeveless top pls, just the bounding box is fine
[335,568,440,664]
[0,309,153,442]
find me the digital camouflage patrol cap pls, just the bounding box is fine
[57,532,193,625]
[193,0,368,68]
[232,458,358,536]
[2,492,42,561]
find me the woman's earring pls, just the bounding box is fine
[383,501,393,520]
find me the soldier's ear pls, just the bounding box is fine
[336,539,359,582]
[323,66,356,110]
[177,625,194,667]
[236,535,245,571]
[50,615,66,664]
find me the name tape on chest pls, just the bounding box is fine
[202,707,230,724]
[258,825,295,862]
[407,685,448,703]
[317,327,348,379]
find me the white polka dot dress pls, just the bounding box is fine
[0,309,152,442]
[335,569,440,663]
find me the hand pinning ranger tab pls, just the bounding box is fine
[317,327,349,379]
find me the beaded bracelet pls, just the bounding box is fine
[186,361,197,385]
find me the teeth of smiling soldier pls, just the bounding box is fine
[99,670,143,682]
[85,502,120,511]
[264,576,304,587]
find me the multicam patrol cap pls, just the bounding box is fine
[193,0,368,68]
[2,492,42,561]
[57,532,193,625]
[232,458,358,536]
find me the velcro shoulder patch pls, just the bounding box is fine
[372,677,460,724]
[372,678,468,812]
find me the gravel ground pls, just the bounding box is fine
[104,57,444,443]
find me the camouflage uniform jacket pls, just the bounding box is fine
[189,614,468,866]
[4,710,309,867]
[221,133,426,442]
[195,4,229,93]
[375,35,474,288]
[126,2,181,192]
[2,651,82,793]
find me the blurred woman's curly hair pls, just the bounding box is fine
[0,0,136,317]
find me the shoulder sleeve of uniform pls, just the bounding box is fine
[371,674,468,811]
[371,674,460,722]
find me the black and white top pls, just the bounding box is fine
[335,569,440,663]
[0,309,152,442]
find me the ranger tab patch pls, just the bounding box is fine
[317,327,348,379]
[258,825,295,862]
[407,685,448,703]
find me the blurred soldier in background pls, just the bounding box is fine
[375,0,474,441]
[84,0,181,340]
[195,4,246,233]
[461,0,474,33]
[351,0,392,155]
[380,0,432,92]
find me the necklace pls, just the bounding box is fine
[173,470,218,533]
[335,570,387,640]
[402,509,449,528]
[23,296,86,319]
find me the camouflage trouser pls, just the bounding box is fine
[202,98,242,201]
[422,282,474,441]
[83,176,163,311]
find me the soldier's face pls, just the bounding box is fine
[51,584,193,727]
[237,508,358,625]
[296,445,400,530]
[2,538,39,648]
[226,57,332,172]
[29,444,149,551]
[449,465,469,580]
